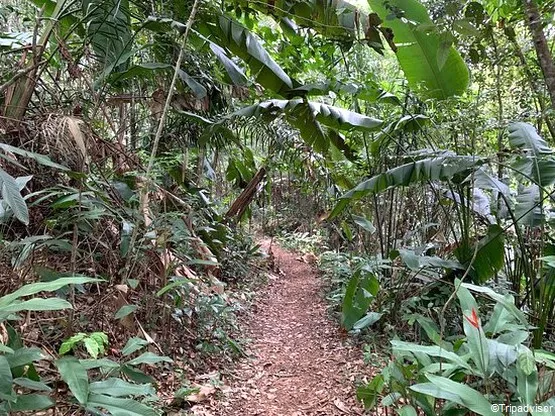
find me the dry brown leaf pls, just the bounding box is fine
[333,398,350,413]
[186,385,216,403]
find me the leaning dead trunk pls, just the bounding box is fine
[226,167,266,219]
[523,0,555,109]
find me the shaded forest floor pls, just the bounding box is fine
[191,240,369,415]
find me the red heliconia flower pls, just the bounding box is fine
[465,308,480,329]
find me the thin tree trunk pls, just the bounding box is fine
[523,0,555,108]
[226,167,266,219]
[506,27,555,140]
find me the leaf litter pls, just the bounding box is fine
[192,241,372,415]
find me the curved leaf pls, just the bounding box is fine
[508,122,555,187]
[178,70,207,98]
[203,15,295,95]
[391,340,471,370]
[0,144,69,171]
[87,394,158,416]
[508,122,553,155]
[515,185,543,227]
[342,270,379,330]
[0,355,12,397]
[516,347,538,405]
[0,277,100,307]
[0,298,72,317]
[56,357,89,405]
[455,224,504,284]
[82,0,131,71]
[89,378,155,397]
[368,0,469,99]
[209,42,248,86]
[462,283,528,326]
[126,352,172,366]
[206,99,382,154]
[6,394,54,411]
[0,169,28,224]
[330,155,483,217]
[398,405,418,416]
[413,374,495,416]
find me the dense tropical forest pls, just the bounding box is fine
[2,0,555,414]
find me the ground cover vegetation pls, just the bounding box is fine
[1,0,555,414]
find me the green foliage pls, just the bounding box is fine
[205,98,382,154]
[330,154,484,218]
[357,283,555,414]
[7,0,555,411]
[368,0,469,99]
[0,277,99,320]
[82,0,131,72]
[0,277,96,412]
[55,337,169,415]
[508,122,555,187]
[454,224,505,283]
[0,170,29,224]
[202,14,296,95]
[342,269,380,330]
[59,332,109,359]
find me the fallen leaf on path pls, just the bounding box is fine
[333,398,349,413]
[185,385,216,403]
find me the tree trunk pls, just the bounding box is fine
[523,0,555,108]
[226,167,266,219]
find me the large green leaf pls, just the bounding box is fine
[206,99,382,154]
[0,298,72,317]
[82,0,131,71]
[455,224,504,284]
[357,374,384,409]
[508,123,555,189]
[55,357,89,405]
[121,337,149,357]
[203,15,296,95]
[12,378,51,392]
[0,277,100,308]
[462,283,528,327]
[86,394,158,416]
[330,155,483,218]
[5,347,43,368]
[515,185,544,227]
[209,42,248,86]
[0,355,12,398]
[398,405,418,416]
[508,122,553,155]
[411,374,495,415]
[0,169,28,224]
[454,283,489,376]
[516,347,538,406]
[5,394,54,411]
[342,270,379,330]
[367,0,469,99]
[391,340,471,370]
[89,378,155,397]
[126,352,172,366]
[0,144,69,171]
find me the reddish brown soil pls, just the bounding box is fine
[193,242,367,415]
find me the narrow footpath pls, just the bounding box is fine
[195,241,368,415]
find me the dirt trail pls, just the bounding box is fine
[200,241,367,415]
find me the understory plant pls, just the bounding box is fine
[0,277,171,415]
[357,280,555,415]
